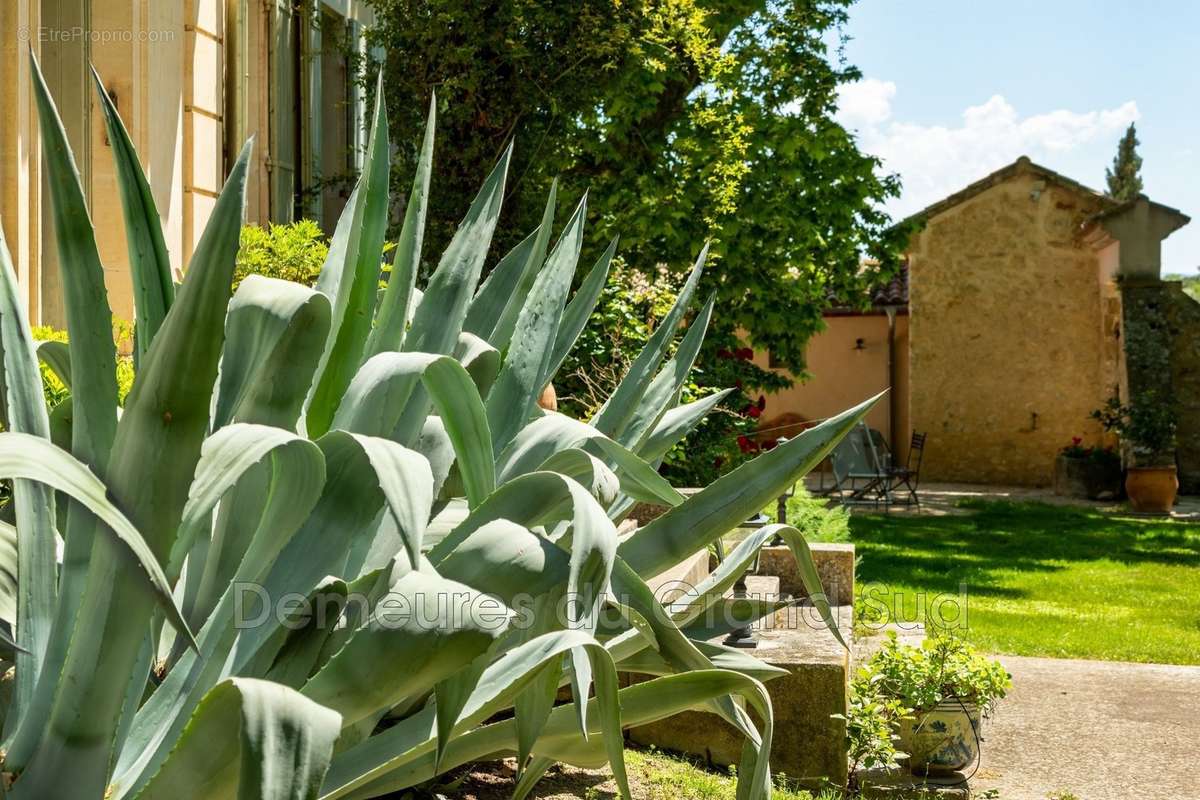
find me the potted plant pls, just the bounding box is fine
[1092,392,1178,513]
[1053,437,1122,500]
[858,632,1010,776]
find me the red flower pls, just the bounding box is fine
[1071,436,1083,446]
[736,435,758,454]
[737,347,754,360]
[757,395,766,410]
[717,348,733,359]
[747,405,762,418]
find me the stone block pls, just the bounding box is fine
[646,547,711,602]
[756,543,855,606]
[627,624,850,788]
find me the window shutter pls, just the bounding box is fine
[268,0,298,223]
[301,6,323,221]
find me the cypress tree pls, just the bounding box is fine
[1105,123,1144,202]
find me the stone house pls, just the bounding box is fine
[756,156,1197,488]
[0,0,374,327]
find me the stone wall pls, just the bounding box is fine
[1167,285,1200,493]
[907,166,1116,485]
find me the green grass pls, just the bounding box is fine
[619,748,838,800]
[850,500,1200,665]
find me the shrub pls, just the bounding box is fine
[1092,392,1177,466]
[861,631,1011,715]
[234,219,329,289]
[763,485,850,543]
[0,57,874,799]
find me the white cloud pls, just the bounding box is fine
[839,80,1139,218]
[835,78,897,128]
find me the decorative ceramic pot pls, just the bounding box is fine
[1125,466,1178,513]
[897,699,981,775]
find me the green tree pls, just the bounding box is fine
[364,0,908,375]
[1105,122,1144,202]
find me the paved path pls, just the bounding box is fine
[803,475,1200,520]
[971,655,1200,800]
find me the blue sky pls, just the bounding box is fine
[834,1,1200,273]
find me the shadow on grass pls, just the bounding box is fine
[850,500,1200,600]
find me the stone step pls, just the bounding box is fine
[627,613,852,789]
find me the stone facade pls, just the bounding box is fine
[1167,285,1200,493]
[0,0,371,327]
[906,160,1119,485]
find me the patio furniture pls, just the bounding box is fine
[829,422,893,510]
[888,431,926,510]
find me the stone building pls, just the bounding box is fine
[756,157,1196,488]
[0,0,373,327]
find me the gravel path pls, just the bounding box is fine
[972,655,1200,800]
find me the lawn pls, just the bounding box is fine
[849,500,1200,665]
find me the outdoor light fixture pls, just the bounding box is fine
[854,337,866,350]
[724,510,769,649]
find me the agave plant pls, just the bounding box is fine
[0,53,876,800]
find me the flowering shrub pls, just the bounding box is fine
[1059,437,1121,468]
[1091,392,1177,465]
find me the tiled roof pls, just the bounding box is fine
[870,261,908,306]
[824,261,908,315]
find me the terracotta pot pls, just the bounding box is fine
[1125,466,1178,513]
[896,699,981,775]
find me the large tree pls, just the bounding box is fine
[365,0,908,375]
[1105,122,1144,203]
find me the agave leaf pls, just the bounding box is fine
[0,433,194,647]
[615,638,789,683]
[29,51,118,471]
[617,295,714,449]
[511,756,556,800]
[111,430,328,798]
[590,244,707,438]
[364,94,434,359]
[462,229,537,342]
[420,357,494,507]
[485,196,586,454]
[13,142,253,796]
[466,181,557,350]
[34,339,71,390]
[240,431,431,671]
[435,519,569,605]
[452,331,501,399]
[681,596,794,640]
[405,145,511,358]
[321,631,627,800]
[636,389,734,464]
[619,393,880,581]
[132,678,341,800]
[0,226,58,725]
[90,65,173,364]
[0,521,17,629]
[300,570,509,729]
[305,72,391,437]
[213,276,332,430]
[537,449,619,507]
[496,413,683,508]
[330,668,767,800]
[545,236,617,381]
[332,352,489,509]
[27,55,122,759]
[169,425,327,623]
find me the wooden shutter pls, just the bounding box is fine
[300,5,323,221]
[267,0,298,222]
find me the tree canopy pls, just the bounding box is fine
[1105,122,1144,203]
[365,0,908,375]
